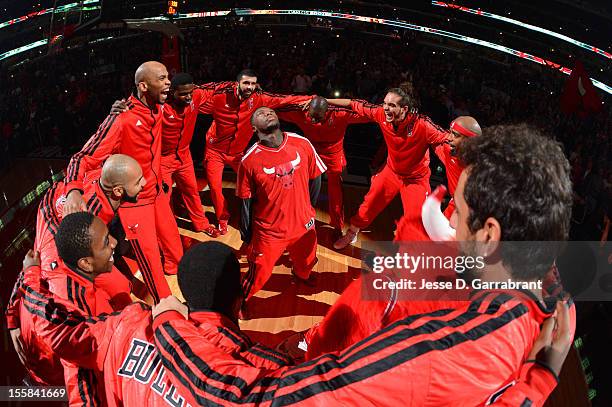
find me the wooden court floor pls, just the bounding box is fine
[163,178,404,346]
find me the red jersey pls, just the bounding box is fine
[152,290,558,406]
[237,132,326,240]
[201,82,310,155]
[434,142,464,196]
[350,100,449,179]
[276,106,370,155]
[21,268,291,407]
[161,88,211,158]
[65,95,164,204]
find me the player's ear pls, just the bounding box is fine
[137,81,148,93]
[77,256,94,273]
[112,185,124,199]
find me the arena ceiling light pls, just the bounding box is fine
[0,35,63,61]
[431,1,612,61]
[0,39,49,61]
[0,0,100,30]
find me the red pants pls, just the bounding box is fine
[204,147,242,225]
[242,229,318,300]
[161,152,210,231]
[351,164,430,241]
[318,150,345,230]
[119,194,181,302]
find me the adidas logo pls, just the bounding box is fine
[136,120,142,126]
[169,115,174,119]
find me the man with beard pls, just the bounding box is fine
[201,70,312,235]
[151,124,575,406]
[62,61,180,302]
[276,96,370,233]
[325,84,451,249]
[237,107,325,306]
[6,155,145,389]
[434,116,482,219]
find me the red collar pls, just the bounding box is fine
[189,311,239,330]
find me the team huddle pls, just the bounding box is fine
[7,60,575,406]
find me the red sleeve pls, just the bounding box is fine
[258,91,311,109]
[305,139,326,179]
[21,271,126,371]
[276,109,304,124]
[236,161,253,199]
[154,317,284,406]
[434,142,450,165]
[5,268,25,329]
[194,82,220,114]
[242,343,292,370]
[65,115,123,193]
[491,362,558,406]
[343,110,373,124]
[421,116,450,146]
[349,99,383,122]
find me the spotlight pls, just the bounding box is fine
[334,90,341,97]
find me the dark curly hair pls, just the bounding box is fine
[55,212,95,270]
[458,124,572,281]
[178,242,241,315]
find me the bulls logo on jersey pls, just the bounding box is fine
[55,195,66,216]
[263,152,301,189]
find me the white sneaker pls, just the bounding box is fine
[333,228,358,250]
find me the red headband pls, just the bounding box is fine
[450,120,478,137]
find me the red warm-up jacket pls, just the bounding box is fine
[65,95,163,205]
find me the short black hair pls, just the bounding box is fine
[55,212,95,269]
[236,69,257,82]
[178,242,241,315]
[171,72,194,90]
[459,124,572,280]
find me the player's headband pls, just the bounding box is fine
[450,120,479,138]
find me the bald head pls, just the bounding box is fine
[452,116,482,138]
[134,61,171,105]
[308,96,329,123]
[101,154,141,186]
[135,61,165,85]
[101,154,145,203]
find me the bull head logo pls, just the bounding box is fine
[263,152,301,189]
